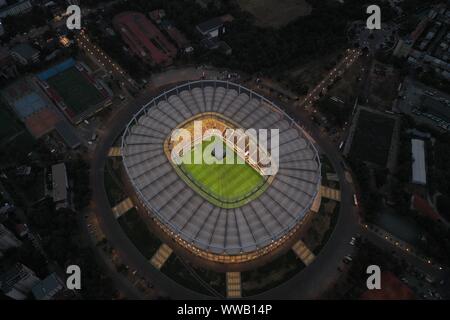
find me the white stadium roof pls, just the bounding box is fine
[122,81,321,255]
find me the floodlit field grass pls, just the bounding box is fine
[47,67,105,115]
[238,0,312,28]
[180,139,265,204]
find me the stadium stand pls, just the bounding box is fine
[122,81,321,262]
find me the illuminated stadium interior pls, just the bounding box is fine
[122,81,321,263]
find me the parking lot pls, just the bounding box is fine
[397,77,450,132]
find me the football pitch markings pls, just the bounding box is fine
[180,139,266,204]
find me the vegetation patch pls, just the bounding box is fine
[241,250,305,296]
[117,209,162,260]
[238,0,312,28]
[161,255,226,297]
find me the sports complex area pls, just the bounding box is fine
[36,58,112,124]
[121,81,322,265]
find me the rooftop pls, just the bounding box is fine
[113,11,177,66]
[11,43,39,60]
[196,17,224,34]
[51,163,68,204]
[411,139,427,185]
[31,273,64,300]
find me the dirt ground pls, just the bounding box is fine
[238,0,312,28]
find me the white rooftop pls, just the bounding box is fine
[411,139,427,185]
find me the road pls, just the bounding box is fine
[89,77,362,299]
[86,63,446,300]
[77,207,146,300]
[252,97,361,299]
[299,48,362,109]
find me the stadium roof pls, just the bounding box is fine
[24,107,61,138]
[122,81,321,255]
[196,17,224,35]
[411,139,427,185]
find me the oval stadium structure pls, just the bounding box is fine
[121,81,321,264]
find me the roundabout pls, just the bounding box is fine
[91,78,360,299]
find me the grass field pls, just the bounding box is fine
[117,209,162,259]
[238,0,312,28]
[349,109,396,166]
[47,67,105,115]
[179,139,266,207]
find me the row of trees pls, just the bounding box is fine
[1,6,52,40]
[211,0,396,74]
[27,198,117,299]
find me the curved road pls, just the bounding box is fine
[254,99,361,299]
[90,83,360,300]
[91,89,210,299]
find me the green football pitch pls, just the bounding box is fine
[179,139,267,207]
[47,67,105,115]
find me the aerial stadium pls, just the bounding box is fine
[121,80,321,265]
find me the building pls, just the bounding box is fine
[52,163,69,209]
[113,12,177,66]
[0,203,14,221]
[196,17,227,39]
[0,263,40,300]
[1,77,62,139]
[10,43,40,66]
[411,139,427,185]
[0,223,21,253]
[148,9,165,25]
[121,81,321,265]
[0,0,32,18]
[421,95,450,122]
[31,273,64,300]
[196,15,233,54]
[393,37,414,58]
